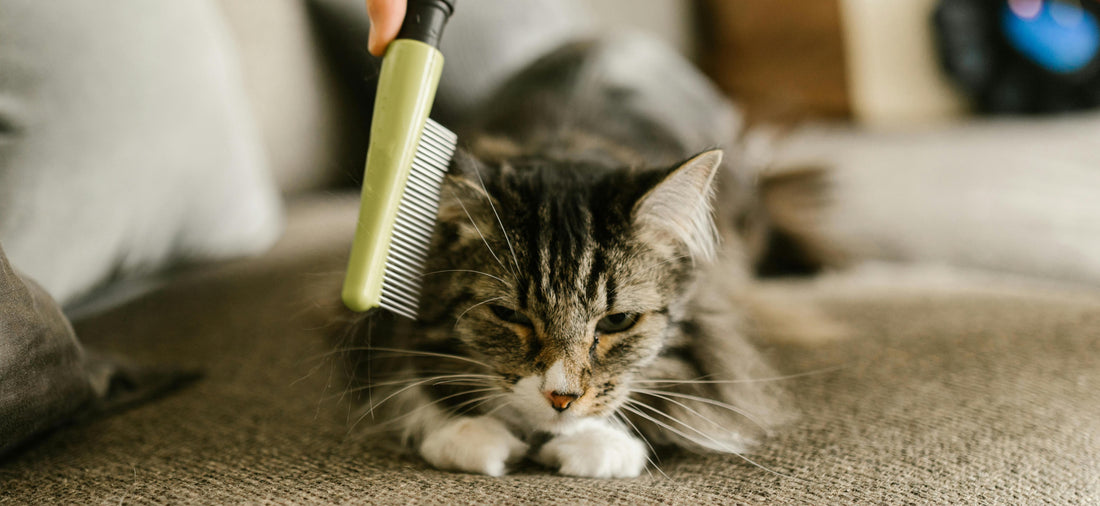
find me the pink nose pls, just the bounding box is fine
[545,391,579,412]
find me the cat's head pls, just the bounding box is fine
[418,149,723,431]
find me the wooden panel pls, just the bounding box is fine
[840,0,967,126]
[700,0,851,125]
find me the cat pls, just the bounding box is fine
[334,37,826,478]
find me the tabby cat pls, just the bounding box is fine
[337,37,808,478]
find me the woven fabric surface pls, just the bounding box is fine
[1,195,1097,504]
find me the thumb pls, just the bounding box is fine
[367,0,406,56]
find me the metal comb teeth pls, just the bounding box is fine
[378,118,457,319]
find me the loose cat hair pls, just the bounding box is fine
[333,37,811,478]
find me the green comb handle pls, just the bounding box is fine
[342,39,444,312]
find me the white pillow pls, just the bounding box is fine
[0,0,283,306]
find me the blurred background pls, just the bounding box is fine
[6,0,1100,310]
[592,0,1100,125]
[222,0,1100,181]
[557,0,1100,288]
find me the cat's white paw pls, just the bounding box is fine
[419,416,528,476]
[536,420,648,478]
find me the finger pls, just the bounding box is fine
[367,0,406,56]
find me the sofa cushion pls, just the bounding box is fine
[1,195,1096,503]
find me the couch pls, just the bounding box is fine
[3,0,1099,503]
[4,193,1098,503]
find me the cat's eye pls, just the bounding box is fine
[596,313,639,333]
[489,305,533,326]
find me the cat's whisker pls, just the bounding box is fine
[315,346,494,371]
[356,390,498,432]
[447,187,514,279]
[622,400,738,453]
[479,398,513,418]
[471,160,522,278]
[358,393,506,436]
[367,378,492,393]
[323,342,499,418]
[447,392,511,418]
[631,388,770,434]
[357,316,376,409]
[291,348,336,387]
[631,388,771,438]
[359,375,493,422]
[419,269,509,286]
[634,365,848,386]
[357,370,499,381]
[343,380,490,424]
[313,317,377,407]
[621,401,795,480]
[454,296,507,329]
[353,387,503,434]
[353,386,501,431]
[373,373,497,386]
[338,374,496,397]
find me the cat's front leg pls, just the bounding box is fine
[535,418,648,478]
[419,416,528,476]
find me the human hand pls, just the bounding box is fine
[366,0,406,56]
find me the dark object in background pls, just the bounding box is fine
[935,0,1100,114]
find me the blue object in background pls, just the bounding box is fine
[1002,0,1100,74]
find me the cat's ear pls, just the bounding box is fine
[632,150,722,261]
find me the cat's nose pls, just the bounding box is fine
[544,391,580,412]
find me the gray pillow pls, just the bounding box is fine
[0,0,283,307]
[0,244,193,457]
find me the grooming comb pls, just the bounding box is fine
[342,0,458,318]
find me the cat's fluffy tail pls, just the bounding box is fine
[748,165,850,277]
[760,119,1100,286]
